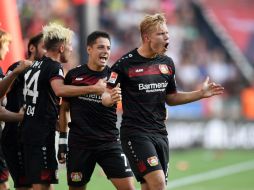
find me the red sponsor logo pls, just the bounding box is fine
[41,169,52,181]
[137,161,147,173]
[0,169,9,181]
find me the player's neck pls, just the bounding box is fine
[137,45,157,59]
[87,61,105,72]
[45,51,60,63]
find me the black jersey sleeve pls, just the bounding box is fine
[62,70,73,102]
[48,62,65,82]
[107,61,123,89]
[166,58,177,94]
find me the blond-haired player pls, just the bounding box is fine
[22,23,105,190]
[0,29,31,98]
[102,13,224,190]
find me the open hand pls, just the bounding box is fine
[201,77,224,98]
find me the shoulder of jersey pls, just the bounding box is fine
[161,55,174,65]
[67,64,84,75]
[116,51,135,64]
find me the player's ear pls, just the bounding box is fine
[29,44,35,53]
[59,44,65,53]
[87,46,91,54]
[143,34,150,42]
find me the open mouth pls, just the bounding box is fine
[99,56,108,62]
[164,43,169,49]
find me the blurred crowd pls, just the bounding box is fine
[17,0,254,120]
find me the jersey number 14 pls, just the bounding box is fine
[23,70,41,116]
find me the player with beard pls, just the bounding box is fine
[0,28,32,190]
[22,23,106,190]
[58,31,135,190]
[2,33,45,190]
[102,13,224,190]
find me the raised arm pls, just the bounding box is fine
[166,77,224,106]
[51,78,106,97]
[0,60,31,98]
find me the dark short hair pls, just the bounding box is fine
[87,31,110,46]
[27,33,43,57]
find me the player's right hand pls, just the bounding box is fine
[57,132,68,164]
[93,79,106,95]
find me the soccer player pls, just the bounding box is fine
[58,31,135,190]
[22,23,106,190]
[2,32,45,190]
[102,13,224,190]
[0,29,31,99]
[0,28,31,190]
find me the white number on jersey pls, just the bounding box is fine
[23,70,41,104]
[121,153,128,167]
[26,105,35,116]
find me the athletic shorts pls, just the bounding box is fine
[2,143,31,188]
[0,156,9,183]
[121,135,169,183]
[67,142,133,187]
[23,144,58,184]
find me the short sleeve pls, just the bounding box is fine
[49,62,64,82]
[107,61,122,89]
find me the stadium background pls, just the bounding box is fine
[0,0,254,189]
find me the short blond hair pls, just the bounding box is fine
[0,29,11,48]
[42,22,74,51]
[140,13,166,40]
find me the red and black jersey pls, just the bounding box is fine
[108,48,177,138]
[65,64,118,149]
[22,56,64,145]
[2,62,25,145]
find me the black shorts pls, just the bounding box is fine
[23,144,58,184]
[67,142,133,187]
[2,143,31,188]
[121,135,169,183]
[0,156,9,183]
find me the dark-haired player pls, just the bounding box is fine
[102,13,224,190]
[58,31,135,190]
[2,32,45,190]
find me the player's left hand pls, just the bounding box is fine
[201,76,224,98]
[110,83,121,103]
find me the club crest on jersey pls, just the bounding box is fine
[71,172,82,182]
[147,156,158,166]
[108,72,118,84]
[159,64,169,74]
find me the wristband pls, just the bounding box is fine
[59,132,67,144]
